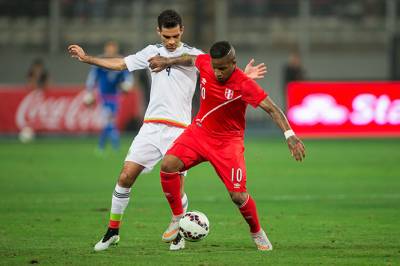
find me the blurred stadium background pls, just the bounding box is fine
[1,1,400,265]
[1,0,399,136]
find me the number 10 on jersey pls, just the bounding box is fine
[231,167,243,182]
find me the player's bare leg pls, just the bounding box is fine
[160,155,186,243]
[94,161,144,251]
[229,191,272,251]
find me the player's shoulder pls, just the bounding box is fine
[197,53,211,62]
[182,43,196,50]
[133,44,161,55]
[182,43,204,54]
[234,67,249,81]
[230,68,254,88]
[195,54,211,70]
[143,44,162,52]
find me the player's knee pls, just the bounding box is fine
[117,162,143,187]
[161,155,183,173]
[229,192,248,206]
[118,169,141,187]
[118,170,135,187]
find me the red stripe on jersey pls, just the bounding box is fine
[195,95,242,125]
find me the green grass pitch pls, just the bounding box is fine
[0,137,399,265]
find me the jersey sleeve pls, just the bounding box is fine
[195,54,210,71]
[124,45,157,72]
[240,79,268,108]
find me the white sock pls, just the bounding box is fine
[181,193,188,213]
[110,184,131,216]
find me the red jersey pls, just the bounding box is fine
[193,54,267,137]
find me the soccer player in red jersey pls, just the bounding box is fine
[148,41,306,251]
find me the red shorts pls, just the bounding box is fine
[166,125,247,192]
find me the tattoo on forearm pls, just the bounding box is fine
[272,108,290,132]
[181,54,195,66]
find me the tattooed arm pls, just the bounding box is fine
[258,96,306,162]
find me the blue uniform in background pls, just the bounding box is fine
[86,66,133,151]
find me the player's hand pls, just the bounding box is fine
[148,55,170,72]
[244,59,267,80]
[287,136,306,162]
[68,44,88,62]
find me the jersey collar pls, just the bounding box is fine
[164,43,184,55]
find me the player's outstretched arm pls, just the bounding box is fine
[67,44,127,71]
[148,54,197,72]
[259,96,306,162]
[244,59,267,80]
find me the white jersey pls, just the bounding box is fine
[124,43,203,128]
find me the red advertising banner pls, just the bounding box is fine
[0,86,142,133]
[287,81,400,138]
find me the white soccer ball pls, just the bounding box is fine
[179,211,210,242]
[19,126,35,143]
[120,81,133,92]
[82,91,95,105]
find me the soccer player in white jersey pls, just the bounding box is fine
[68,9,266,251]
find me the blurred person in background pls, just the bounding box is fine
[26,58,49,90]
[84,41,133,153]
[282,51,305,111]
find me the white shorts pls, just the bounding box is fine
[125,123,185,173]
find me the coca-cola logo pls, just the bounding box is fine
[288,93,400,126]
[16,90,106,131]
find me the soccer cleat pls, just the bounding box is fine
[169,233,185,251]
[162,217,181,242]
[251,229,273,251]
[94,228,120,251]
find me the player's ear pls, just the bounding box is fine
[180,26,184,36]
[157,27,161,36]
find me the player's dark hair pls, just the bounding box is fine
[210,41,232,59]
[158,9,182,29]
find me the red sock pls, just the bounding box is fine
[160,171,183,216]
[239,195,261,233]
[108,220,120,229]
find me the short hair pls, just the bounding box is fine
[158,10,182,29]
[210,41,232,59]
